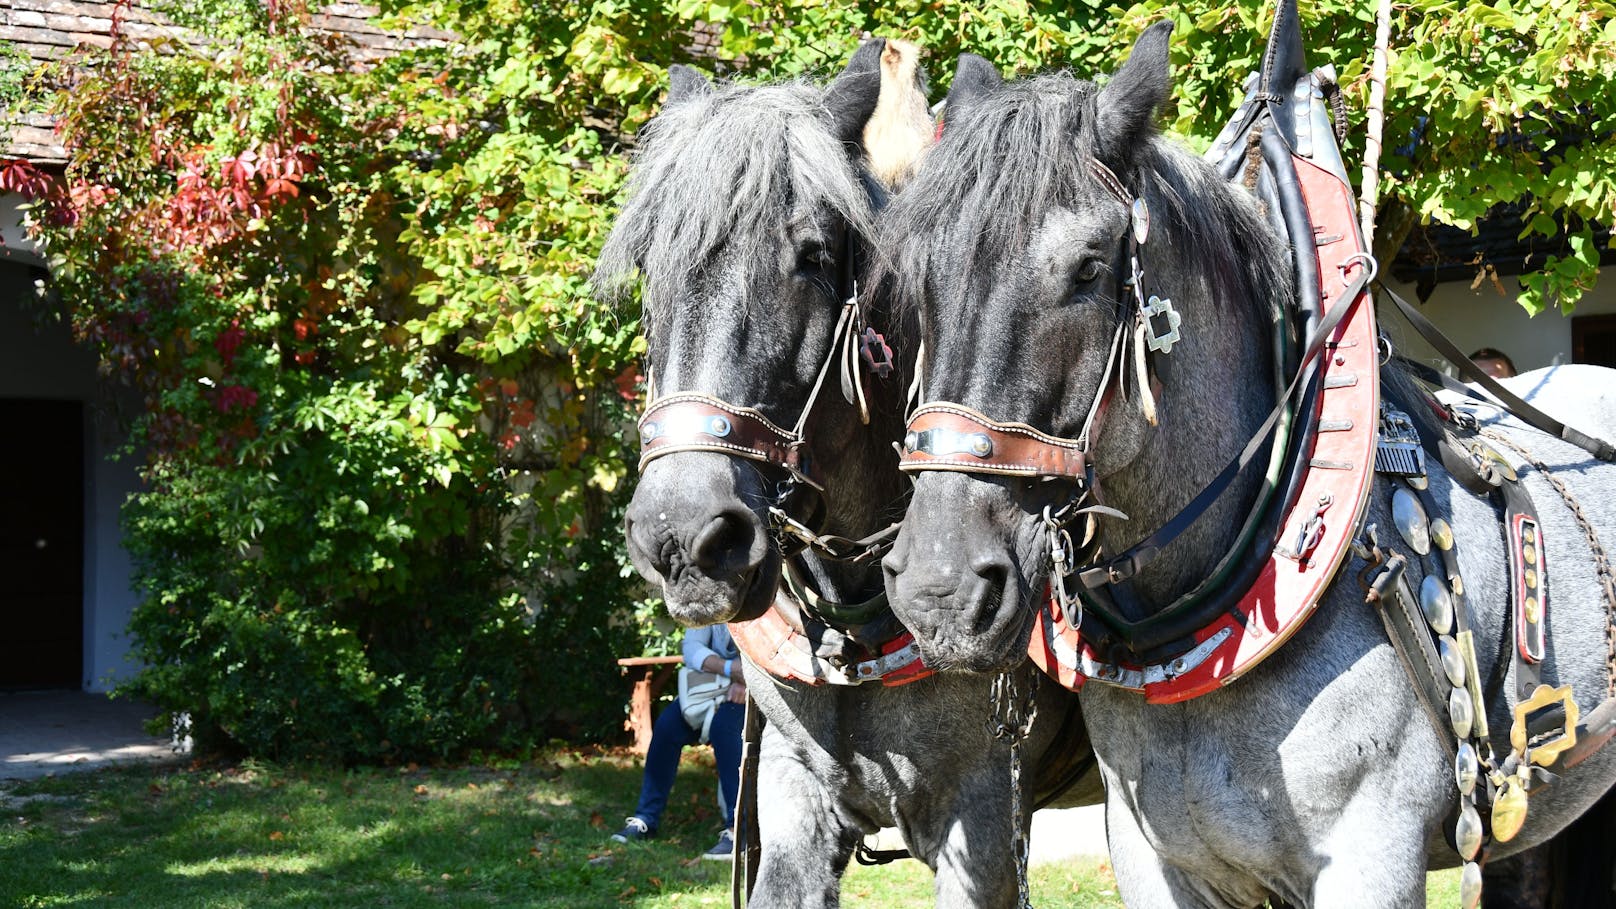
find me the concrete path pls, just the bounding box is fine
[862,803,1109,866]
[1029,804,1108,865]
[0,689,190,780]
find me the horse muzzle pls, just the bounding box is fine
[883,472,1036,672]
[625,454,779,625]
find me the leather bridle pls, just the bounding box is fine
[898,159,1156,495]
[637,231,897,555]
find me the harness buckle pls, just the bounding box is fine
[1511,684,1579,768]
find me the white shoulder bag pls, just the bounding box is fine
[677,667,731,744]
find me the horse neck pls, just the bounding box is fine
[1091,243,1280,606]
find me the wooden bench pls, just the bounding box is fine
[615,655,684,754]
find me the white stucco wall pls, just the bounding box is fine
[1,194,143,692]
[1383,272,1616,375]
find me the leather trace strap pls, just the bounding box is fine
[900,403,1092,479]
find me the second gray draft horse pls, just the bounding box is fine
[881,18,1616,909]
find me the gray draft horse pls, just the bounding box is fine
[879,24,1616,908]
[595,41,1100,908]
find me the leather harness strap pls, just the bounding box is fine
[732,695,763,905]
[1364,549,1458,760]
[1074,263,1371,590]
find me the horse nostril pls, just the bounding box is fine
[882,542,908,579]
[689,508,765,574]
[971,557,1012,635]
[625,512,668,572]
[973,556,1010,590]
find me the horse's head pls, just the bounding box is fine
[882,24,1289,670]
[599,41,932,627]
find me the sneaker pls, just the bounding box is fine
[610,816,653,843]
[701,828,734,861]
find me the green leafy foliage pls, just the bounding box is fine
[33,0,667,761]
[20,0,1611,760]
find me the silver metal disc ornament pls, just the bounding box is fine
[1420,575,1454,635]
[1131,197,1150,245]
[1438,635,1467,688]
[1455,802,1483,861]
[1454,741,1479,796]
[1460,860,1483,909]
[1391,487,1431,555]
[1449,686,1475,739]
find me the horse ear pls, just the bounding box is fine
[1092,21,1174,164]
[825,38,887,145]
[667,64,714,105]
[940,53,1002,124]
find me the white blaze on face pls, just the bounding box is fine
[862,39,935,189]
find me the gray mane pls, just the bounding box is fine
[880,71,1290,329]
[593,81,876,318]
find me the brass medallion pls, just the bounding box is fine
[1491,777,1529,842]
[1430,518,1454,551]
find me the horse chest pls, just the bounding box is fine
[1083,617,1449,873]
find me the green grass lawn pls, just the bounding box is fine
[0,747,1458,907]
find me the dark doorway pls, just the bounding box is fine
[1572,314,1616,369]
[0,399,84,688]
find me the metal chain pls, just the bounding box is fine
[1483,429,1616,696]
[989,670,1039,909]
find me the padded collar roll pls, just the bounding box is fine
[899,403,1091,479]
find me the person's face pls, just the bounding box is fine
[1477,357,1514,380]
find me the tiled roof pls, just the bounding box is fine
[2,1,452,164]
[1390,200,1616,291]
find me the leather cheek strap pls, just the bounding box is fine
[639,393,823,488]
[898,403,1090,480]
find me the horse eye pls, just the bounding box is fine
[1074,257,1104,285]
[796,243,836,274]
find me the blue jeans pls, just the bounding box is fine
[632,695,743,831]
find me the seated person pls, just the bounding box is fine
[610,625,745,860]
[1469,346,1517,380]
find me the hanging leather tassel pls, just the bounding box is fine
[1133,320,1158,426]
